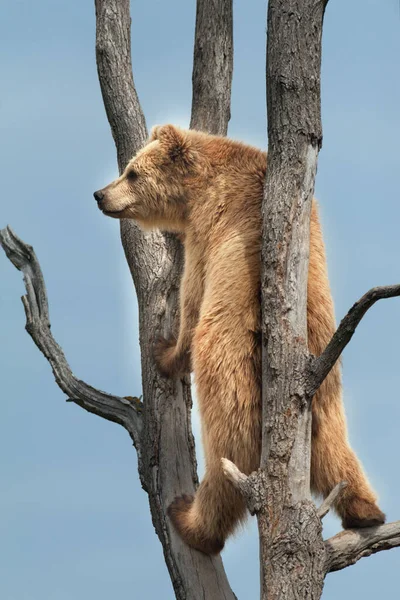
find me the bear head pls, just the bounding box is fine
[93,125,202,230]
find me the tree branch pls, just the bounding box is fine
[223,450,400,576]
[0,226,143,449]
[310,285,400,396]
[221,459,268,517]
[221,458,248,489]
[325,521,400,572]
[317,482,347,519]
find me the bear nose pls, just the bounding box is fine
[93,190,104,203]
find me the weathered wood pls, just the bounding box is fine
[0,226,143,450]
[310,284,400,396]
[190,0,233,135]
[257,1,329,598]
[326,521,400,572]
[318,482,347,519]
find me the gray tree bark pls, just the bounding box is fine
[190,0,233,134]
[258,2,328,596]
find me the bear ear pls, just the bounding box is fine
[150,124,196,166]
[149,125,163,141]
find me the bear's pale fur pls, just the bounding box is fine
[95,125,385,554]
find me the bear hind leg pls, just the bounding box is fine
[311,386,385,529]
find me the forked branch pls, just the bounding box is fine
[0,226,143,449]
[222,457,400,575]
[221,458,268,516]
[310,285,400,395]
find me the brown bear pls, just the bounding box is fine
[94,124,385,554]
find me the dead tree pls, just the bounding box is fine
[1,1,400,599]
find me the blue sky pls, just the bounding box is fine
[1,0,399,598]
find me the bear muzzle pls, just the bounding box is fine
[93,190,105,204]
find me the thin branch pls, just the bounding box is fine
[310,285,400,396]
[325,521,400,572]
[317,482,347,519]
[0,226,143,449]
[221,458,248,489]
[221,459,268,517]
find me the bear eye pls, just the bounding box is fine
[127,169,138,181]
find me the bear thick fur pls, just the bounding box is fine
[95,125,385,554]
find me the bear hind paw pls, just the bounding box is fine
[153,335,191,378]
[167,494,224,555]
[341,497,386,529]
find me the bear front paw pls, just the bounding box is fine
[153,335,191,378]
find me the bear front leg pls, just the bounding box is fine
[154,242,204,378]
[168,303,262,553]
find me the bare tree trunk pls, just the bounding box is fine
[257,1,328,597]
[222,2,330,598]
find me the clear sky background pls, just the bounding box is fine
[1,0,399,598]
